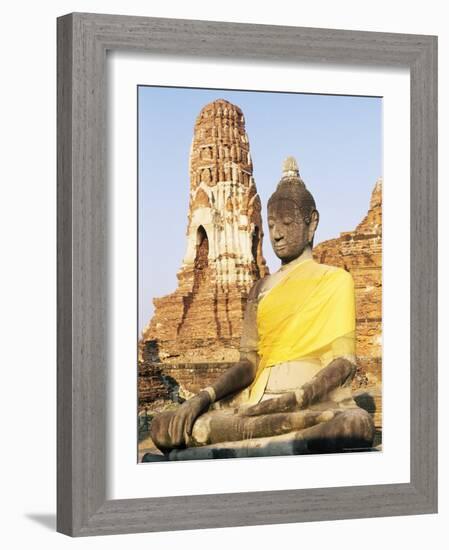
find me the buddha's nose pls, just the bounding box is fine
[274,231,283,241]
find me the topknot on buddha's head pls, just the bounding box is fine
[268,157,317,224]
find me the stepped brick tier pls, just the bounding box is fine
[313,178,383,391]
[141,99,268,365]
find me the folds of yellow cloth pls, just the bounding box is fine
[247,259,356,405]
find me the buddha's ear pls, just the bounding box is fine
[308,210,319,242]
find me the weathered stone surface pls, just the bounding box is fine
[140,99,268,365]
[189,408,339,446]
[314,179,382,388]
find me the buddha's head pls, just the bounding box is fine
[267,157,319,264]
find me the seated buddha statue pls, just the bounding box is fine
[148,157,375,460]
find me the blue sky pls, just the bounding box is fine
[138,86,382,333]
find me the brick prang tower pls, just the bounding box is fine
[142,99,268,364]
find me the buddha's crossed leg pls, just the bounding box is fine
[150,405,375,460]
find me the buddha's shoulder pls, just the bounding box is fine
[248,261,353,301]
[248,275,270,301]
[314,261,354,286]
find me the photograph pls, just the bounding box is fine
[51,8,438,538]
[137,86,383,462]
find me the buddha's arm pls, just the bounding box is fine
[155,355,257,448]
[297,357,356,407]
[240,357,356,417]
[205,278,262,401]
[164,282,261,446]
[201,276,261,402]
[206,351,258,401]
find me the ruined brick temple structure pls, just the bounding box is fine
[313,178,382,387]
[140,99,268,368]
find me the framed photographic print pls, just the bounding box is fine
[137,86,383,463]
[57,12,437,536]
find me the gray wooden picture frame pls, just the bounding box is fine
[57,12,438,537]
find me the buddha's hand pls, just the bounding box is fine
[167,391,211,447]
[238,390,304,416]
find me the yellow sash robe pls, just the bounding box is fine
[248,259,356,404]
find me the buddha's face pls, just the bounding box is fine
[267,198,318,264]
